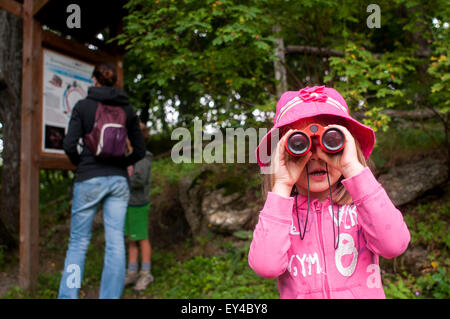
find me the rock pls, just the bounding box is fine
[147,184,191,247]
[177,166,258,236]
[400,246,429,275]
[378,157,448,207]
[176,154,448,237]
[178,168,213,237]
[202,188,254,233]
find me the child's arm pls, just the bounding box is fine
[342,167,411,258]
[248,192,294,278]
[249,130,310,278]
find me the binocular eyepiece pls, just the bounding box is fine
[285,123,345,157]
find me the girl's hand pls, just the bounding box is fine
[272,129,312,198]
[316,124,364,178]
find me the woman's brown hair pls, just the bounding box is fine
[92,62,117,87]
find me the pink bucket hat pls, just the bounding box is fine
[256,85,375,167]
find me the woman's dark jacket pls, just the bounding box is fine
[63,86,146,182]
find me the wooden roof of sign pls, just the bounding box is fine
[1,0,127,54]
[34,0,127,54]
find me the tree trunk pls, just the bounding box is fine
[273,25,287,98]
[139,91,151,124]
[0,9,23,247]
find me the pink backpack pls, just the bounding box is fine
[84,102,128,157]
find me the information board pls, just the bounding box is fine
[42,49,94,153]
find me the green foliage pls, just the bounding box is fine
[116,0,275,128]
[1,197,448,299]
[427,3,450,116]
[384,275,418,299]
[384,266,450,299]
[1,272,60,299]
[371,120,446,168]
[119,0,274,91]
[149,157,203,199]
[152,157,202,184]
[428,45,450,115]
[325,43,417,131]
[123,235,278,299]
[232,230,253,240]
[404,202,450,249]
[418,268,450,298]
[383,200,450,299]
[39,170,72,219]
[114,0,450,148]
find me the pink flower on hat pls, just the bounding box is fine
[298,86,328,103]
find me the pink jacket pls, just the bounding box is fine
[248,167,410,299]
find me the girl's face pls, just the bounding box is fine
[289,118,343,200]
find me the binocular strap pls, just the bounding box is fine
[326,163,340,250]
[294,163,340,250]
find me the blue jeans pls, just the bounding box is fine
[58,176,130,299]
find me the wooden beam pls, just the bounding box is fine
[0,0,23,17]
[39,153,76,170]
[19,0,40,291]
[42,29,119,66]
[32,0,50,16]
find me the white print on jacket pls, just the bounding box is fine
[328,204,358,229]
[290,220,310,236]
[288,205,360,278]
[290,221,300,235]
[287,236,359,278]
[286,206,384,286]
[288,253,321,277]
[335,233,358,277]
[289,211,313,235]
[329,205,359,276]
[366,264,382,288]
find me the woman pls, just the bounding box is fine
[59,62,145,299]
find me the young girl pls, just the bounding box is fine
[249,86,410,299]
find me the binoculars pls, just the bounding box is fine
[285,123,346,156]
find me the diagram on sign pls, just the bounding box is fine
[42,49,94,153]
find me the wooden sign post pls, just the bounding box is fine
[0,0,125,290]
[19,0,40,291]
